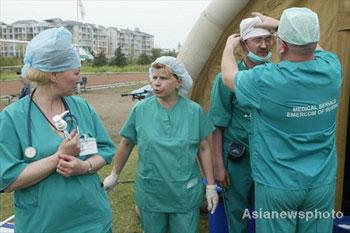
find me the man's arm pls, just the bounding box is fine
[252,12,324,51]
[251,12,279,30]
[212,127,230,188]
[221,34,241,92]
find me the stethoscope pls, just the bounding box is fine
[24,89,79,159]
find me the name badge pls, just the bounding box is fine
[79,137,98,157]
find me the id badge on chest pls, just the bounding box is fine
[79,135,98,157]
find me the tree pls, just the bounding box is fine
[110,46,128,67]
[137,53,152,65]
[162,49,177,57]
[92,51,108,66]
[151,48,162,61]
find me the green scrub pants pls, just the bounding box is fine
[223,147,254,233]
[255,182,336,233]
[139,208,200,233]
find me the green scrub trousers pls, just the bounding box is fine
[255,182,335,233]
[140,208,199,233]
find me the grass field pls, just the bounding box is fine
[0,64,149,81]
[0,84,210,232]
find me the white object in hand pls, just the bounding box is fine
[103,173,119,191]
[206,184,219,214]
[52,111,71,139]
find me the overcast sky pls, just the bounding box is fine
[0,0,211,50]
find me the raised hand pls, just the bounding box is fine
[252,12,279,30]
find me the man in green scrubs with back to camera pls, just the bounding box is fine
[209,16,272,233]
[221,7,342,233]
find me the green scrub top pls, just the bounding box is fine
[120,96,214,212]
[234,50,342,190]
[209,60,249,164]
[0,96,116,233]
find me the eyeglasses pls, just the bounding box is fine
[248,36,272,45]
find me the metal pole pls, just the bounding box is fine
[0,215,15,227]
[76,0,79,22]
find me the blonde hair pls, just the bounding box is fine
[27,68,51,86]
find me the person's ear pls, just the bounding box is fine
[278,40,288,54]
[49,72,58,83]
[176,79,182,89]
[240,40,248,53]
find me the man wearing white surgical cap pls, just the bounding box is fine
[240,16,273,65]
[221,7,342,233]
[104,57,218,233]
[0,27,116,233]
[208,16,272,233]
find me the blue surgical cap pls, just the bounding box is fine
[278,7,320,45]
[22,27,80,75]
[20,63,30,78]
[149,56,193,97]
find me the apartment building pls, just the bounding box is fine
[0,18,154,60]
[0,20,51,57]
[107,27,154,60]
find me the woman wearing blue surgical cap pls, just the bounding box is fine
[0,27,115,233]
[103,56,219,233]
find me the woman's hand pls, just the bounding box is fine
[57,130,80,156]
[206,185,219,214]
[56,154,88,177]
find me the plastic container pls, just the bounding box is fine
[208,201,228,233]
[207,201,255,233]
[0,223,15,233]
[333,216,350,233]
[204,178,255,233]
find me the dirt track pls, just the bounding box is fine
[0,72,148,96]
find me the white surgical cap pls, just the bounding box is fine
[278,7,320,45]
[21,27,80,75]
[240,16,271,40]
[149,56,193,97]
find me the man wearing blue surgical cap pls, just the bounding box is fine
[221,8,342,233]
[209,16,272,233]
[0,27,115,233]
